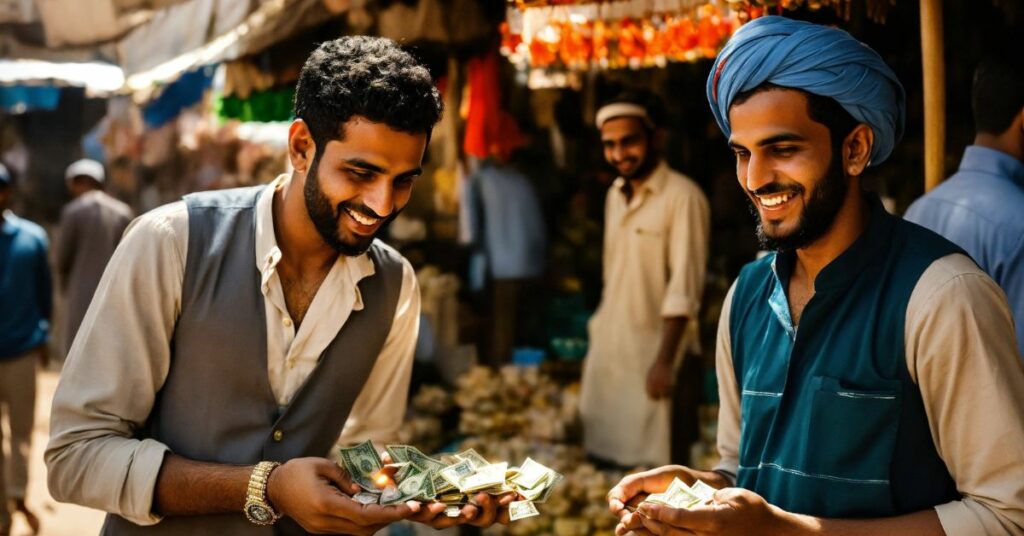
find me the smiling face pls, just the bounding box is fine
[600,116,658,180]
[301,117,427,256]
[728,88,851,251]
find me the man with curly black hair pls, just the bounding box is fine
[46,36,508,535]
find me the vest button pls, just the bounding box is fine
[273,429,284,442]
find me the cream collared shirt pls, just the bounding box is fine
[46,176,419,525]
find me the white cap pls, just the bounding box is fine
[65,159,105,183]
[595,102,655,129]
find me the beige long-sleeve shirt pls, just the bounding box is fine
[714,253,1024,535]
[46,177,420,526]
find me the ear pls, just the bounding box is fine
[288,119,316,173]
[842,123,874,177]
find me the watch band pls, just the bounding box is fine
[244,461,282,525]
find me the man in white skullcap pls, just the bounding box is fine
[54,158,133,357]
[580,90,710,468]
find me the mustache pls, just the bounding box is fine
[749,183,804,197]
[336,201,387,220]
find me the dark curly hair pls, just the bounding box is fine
[294,36,443,154]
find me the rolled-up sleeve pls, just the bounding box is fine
[336,257,420,449]
[661,183,710,318]
[906,254,1024,535]
[45,202,186,526]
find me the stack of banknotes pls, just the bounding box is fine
[632,478,717,510]
[339,441,563,521]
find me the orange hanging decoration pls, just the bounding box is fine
[618,18,646,67]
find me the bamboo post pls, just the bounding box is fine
[920,0,945,191]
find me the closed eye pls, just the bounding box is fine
[347,168,374,181]
[395,174,418,187]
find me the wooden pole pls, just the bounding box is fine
[920,0,945,192]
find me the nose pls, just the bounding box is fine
[608,144,624,163]
[743,152,773,193]
[362,180,394,218]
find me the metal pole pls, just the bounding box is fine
[920,0,945,191]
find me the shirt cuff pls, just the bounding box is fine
[712,459,739,486]
[661,294,701,318]
[934,500,989,536]
[120,439,171,526]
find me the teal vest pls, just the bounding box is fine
[730,196,963,517]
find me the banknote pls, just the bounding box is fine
[460,462,508,493]
[689,480,717,504]
[454,448,489,470]
[381,463,434,505]
[511,458,551,490]
[508,500,540,521]
[385,445,410,464]
[339,440,384,491]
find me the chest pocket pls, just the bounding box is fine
[799,375,902,516]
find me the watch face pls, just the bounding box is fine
[247,504,272,523]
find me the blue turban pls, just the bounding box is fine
[706,16,905,165]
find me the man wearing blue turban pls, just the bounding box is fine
[608,16,1024,535]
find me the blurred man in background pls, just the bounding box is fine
[54,158,133,357]
[580,91,710,468]
[905,56,1024,357]
[0,163,50,535]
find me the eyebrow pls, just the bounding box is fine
[602,134,641,144]
[343,158,422,179]
[730,133,807,150]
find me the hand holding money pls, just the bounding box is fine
[339,442,563,528]
[266,457,418,535]
[634,487,786,536]
[607,465,730,536]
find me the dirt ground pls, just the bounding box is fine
[5,369,105,536]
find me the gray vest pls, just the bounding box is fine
[102,186,403,535]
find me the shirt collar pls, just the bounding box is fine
[771,193,895,293]
[1,210,19,235]
[959,145,1024,189]
[614,160,670,196]
[254,174,376,310]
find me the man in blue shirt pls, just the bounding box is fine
[608,17,1024,535]
[905,57,1024,357]
[0,163,50,535]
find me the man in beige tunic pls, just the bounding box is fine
[580,93,710,467]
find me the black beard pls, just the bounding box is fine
[748,151,848,252]
[303,156,399,256]
[619,150,659,181]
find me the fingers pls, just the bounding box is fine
[408,502,466,529]
[321,459,361,495]
[609,468,672,514]
[466,492,514,527]
[468,493,497,527]
[640,515,671,535]
[332,498,416,526]
[638,503,721,532]
[615,511,649,535]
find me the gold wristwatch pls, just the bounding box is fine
[244,461,281,525]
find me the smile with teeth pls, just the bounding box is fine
[758,192,797,208]
[345,207,382,226]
